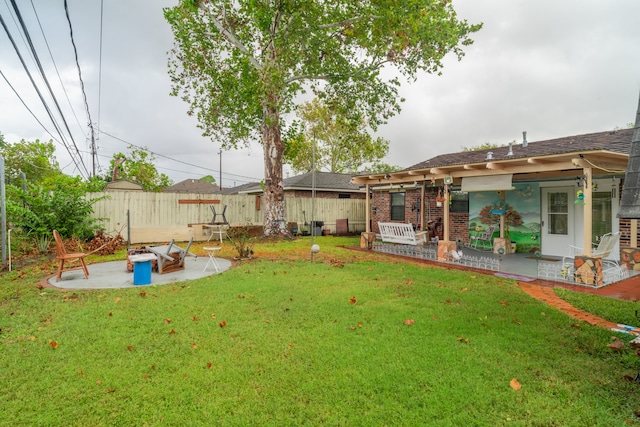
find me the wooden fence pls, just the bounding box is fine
[87,192,367,244]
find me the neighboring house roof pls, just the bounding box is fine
[352,128,633,185]
[164,179,220,193]
[239,172,364,194]
[218,182,260,195]
[104,179,144,191]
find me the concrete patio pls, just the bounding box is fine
[46,255,232,290]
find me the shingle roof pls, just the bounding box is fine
[164,179,220,194]
[405,129,633,171]
[239,172,363,194]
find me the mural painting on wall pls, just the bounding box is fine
[468,183,541,253]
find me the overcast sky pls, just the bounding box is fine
[1,1,639,188]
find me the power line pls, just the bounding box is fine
[5,1,89,178]
[0,9,86,177]
[98,129,262,182]
[63,0,95,177]
[28,0,86,140]
[0,67,58,141]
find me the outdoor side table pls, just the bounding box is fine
[203,246,222,273]
[129,253,157,285]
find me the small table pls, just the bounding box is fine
[203,224,228,243]
[129,253,157,285]
[203,246,222,273]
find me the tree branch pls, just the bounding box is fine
[201,6,262,70]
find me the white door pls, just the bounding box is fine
[541,187,574,257]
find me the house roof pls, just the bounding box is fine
[164,179,220,194]
[104,179,144,191]
[217,182,260,195]
[239,172,364,194]
[352,128,633,186]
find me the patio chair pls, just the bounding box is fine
[562,232,625,284]
[146,237,196,274]
[469,225,496,250]
[562,232,621,267]
[53,230,89,282]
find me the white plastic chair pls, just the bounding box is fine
[562,232,625,284]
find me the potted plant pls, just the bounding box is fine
[435,190,446,207]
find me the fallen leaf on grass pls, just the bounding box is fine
[115,297,121,302]
[219,320,227,328]
[357,322,363,328]
[211,313,216,318]
[499,301,508,306]
[108,312,113,317]
[607,336,625,352]
[127,345,133,351]
[169,329,176,335]
[206,362,213,369]
[108,389,116,393]
[403,319,415,325]
[512,318,522,325]
[78,370,83,376]
[49,340,58,349]
[460,287,468,291]
[96,380,102,385]
[349,296,357,304]
[405,280,413,285]
[456,337,469,343]
[191,343,197,349]
[139,290,146,297]
[432,315,439,320]
[570,323,582,329]
[510,378,522,391]
[193,316,198,322]
[164,318,171,324]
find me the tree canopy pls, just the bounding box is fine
[108,146,173,192]
[0,138,61,186]
[284,98,389,173]
[165,0,481,235]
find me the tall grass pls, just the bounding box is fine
[1,237,639,426]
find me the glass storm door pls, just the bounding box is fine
[541,187,574,257]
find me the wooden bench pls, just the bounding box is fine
[378,222,428,245]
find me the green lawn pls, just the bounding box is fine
[1,237,639,426]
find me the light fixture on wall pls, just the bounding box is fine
[575,174,588,189]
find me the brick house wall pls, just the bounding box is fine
[371,187,470,244]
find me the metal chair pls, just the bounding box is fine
[469,225,496,251]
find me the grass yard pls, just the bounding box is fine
[1,237,639,426]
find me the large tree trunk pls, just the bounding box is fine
[262,103,288,236]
